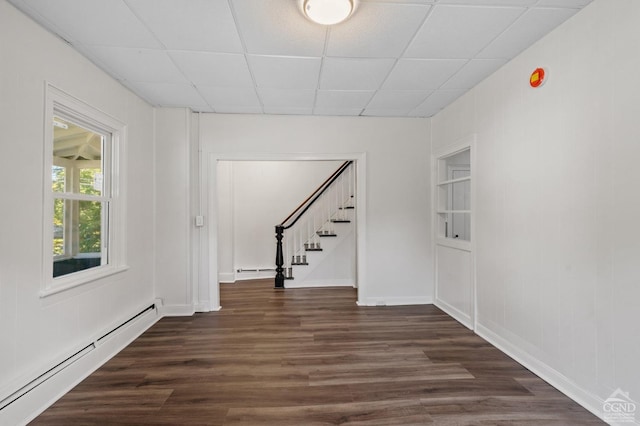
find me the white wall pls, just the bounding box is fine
[0,1,156,422]
[217,160,343,282]
[154,108,194,315]
[291,220,356,288]
[216,161,235,282]
[432,0,640,418]
[197,114,432,307]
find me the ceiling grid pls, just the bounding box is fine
[8,0,594,117]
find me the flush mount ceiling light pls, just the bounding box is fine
[303,0,353,25]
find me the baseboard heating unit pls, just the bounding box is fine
[0,303,159,425]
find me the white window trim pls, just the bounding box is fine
[42,84,128,297]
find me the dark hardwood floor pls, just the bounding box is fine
[32,280,603,425]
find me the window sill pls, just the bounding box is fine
[40,265,129,298]
[436,237,471,252]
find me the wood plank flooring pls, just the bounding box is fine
[32,280,603,425]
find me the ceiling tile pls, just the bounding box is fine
[90,47,188,83]
[359,0,437,3]
[248,55,322,89]
[169,51,253,88]
[72,44,128,81]
[126,0,243,53]
[478,7,580,59]
[536,0,593,7]
[405,5,525,59]
[198,87,262,113]
[315,91,375,109]
[320,58,396,90]
[438,0,536,5]
[366,90,432,110]
[231,0,327,56]
[257,88,316,109]
[263,107,314,115]
[383,59,467,90]
[214,107,264,114]
[22,0,161,48]
[362,108,415,117]
[410,89,466,117]
[127,82,210,109]
[441,58,507,90]
[10,0,594,117]
[327,3,432,58]
[314,108,365,116]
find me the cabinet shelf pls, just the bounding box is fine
[437,176,470,186]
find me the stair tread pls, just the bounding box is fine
[339,206,355,210]
[317,232,337,237]
[291,262,309,266]
[305,248,323,251]
[331,219,351,223]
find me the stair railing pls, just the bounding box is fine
[275,161,354,288]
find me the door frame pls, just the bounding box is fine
[201,152,367,310]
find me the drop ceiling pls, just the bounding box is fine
[8,0,593,117]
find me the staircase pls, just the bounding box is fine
[275,161,355,288]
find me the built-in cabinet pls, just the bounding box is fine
[433,136,475,329]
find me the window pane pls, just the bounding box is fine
[53,116,103,196]
[53,198,65,256]
[52,165,65,192]
[79,168,103,195]
[78,200,102,253]
[52,200,104,278]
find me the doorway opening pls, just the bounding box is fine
[203,153,367,310]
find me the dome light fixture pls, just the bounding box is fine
[303,0,353,26]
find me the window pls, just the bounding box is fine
[43,85,127,296]
[51,117,108,276]
[436,147,471,242]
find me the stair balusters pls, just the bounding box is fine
[275,161,354,288]
[274,225,285,288]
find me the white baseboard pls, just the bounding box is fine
[357,296,433,306]
[434,298,473,330]
[0,306,159,426]
[218,272,235,283]
[285,279,354,288]
[159,304,195,317]
[193,301,221,312]
[234,271,275,281]
[476,322,611,424]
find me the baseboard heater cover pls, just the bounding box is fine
[236,267,276,273]
[0,303,156,413]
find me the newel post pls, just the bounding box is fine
[275,225,285,289]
